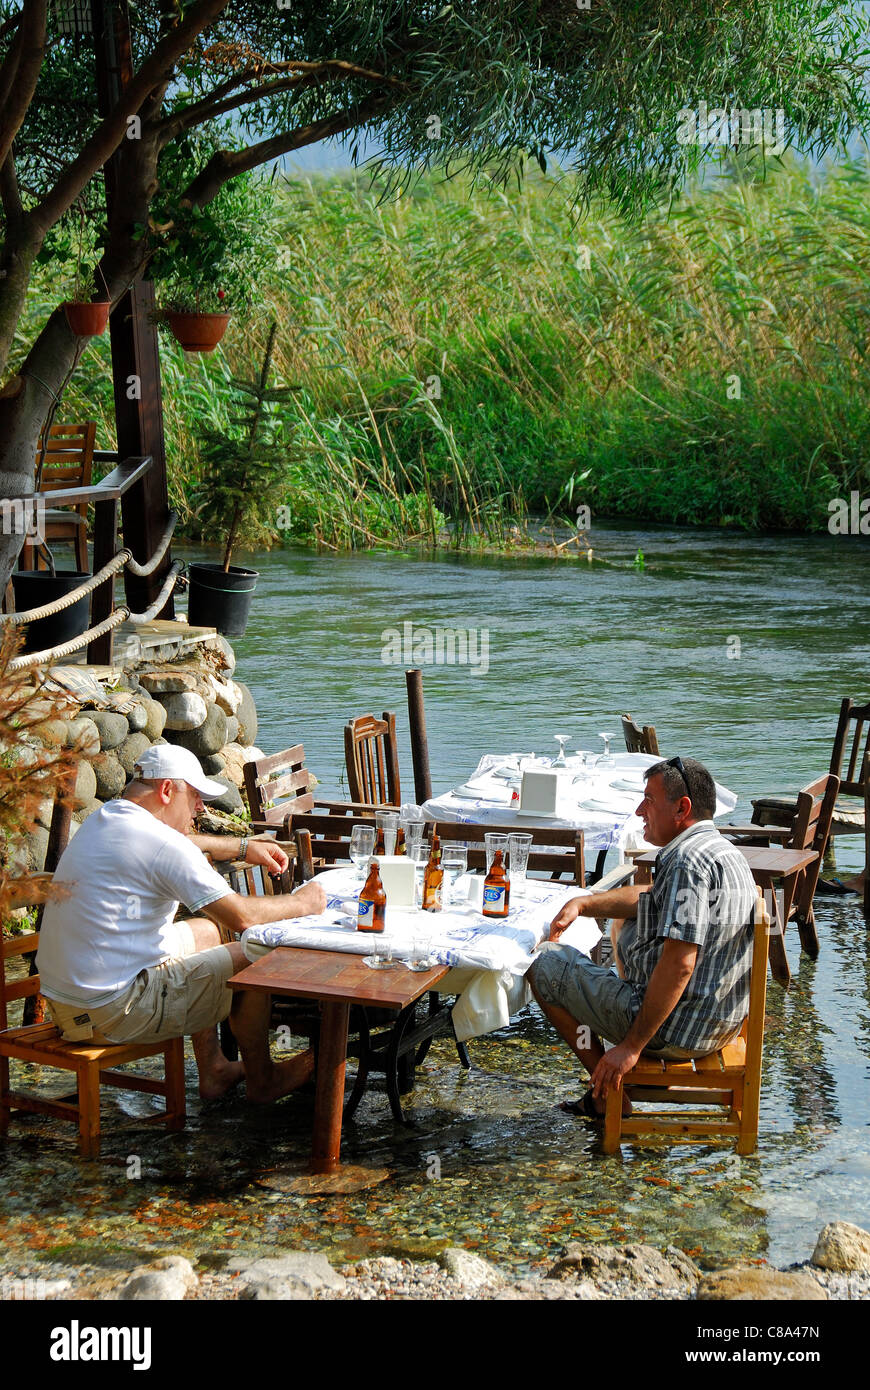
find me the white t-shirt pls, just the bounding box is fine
[36,800,231,1007]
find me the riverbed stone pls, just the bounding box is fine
[73,798,103,823]
[169,701,228,757]
[697,1267,827,1300]
[439,1249,506,1290]
[224,715,239,745]
[73,757,97,808]
[138,669,200,695]
[126,700,149,733]
[89,711,129,750]
[113,1256,198,1302]
[17,826,49,874]
[142,697,167,740]
[30,718,69,748]
[200,753,226,777]
[232,1253,346,1299]
[547,1243,699,1291]
[209,675,241,716]
[93,752,126,801]
[159,691,208,731]
[66,717,101,757]
[812,1221,870,1272]
[116,731,152,777]
[235,681,257,746]
[208,776,244,815]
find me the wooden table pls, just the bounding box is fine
[633,844,820,987]
[230,948,448,1175]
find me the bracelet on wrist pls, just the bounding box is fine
[239,836,248,862]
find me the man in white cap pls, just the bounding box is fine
[36,744,327,1103]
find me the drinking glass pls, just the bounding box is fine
[408,841,429,909]
[553,733,571,767]
[407,933,433,972]
[598,731,615,768]
[363,931,394,970]
[442,845,468,909]
[508,834,532,891]
[376,810,399,855]
[399,807,426,856]
[349,824,376,883]
[484,833,510,874]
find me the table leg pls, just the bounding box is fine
[755,872,791,988]
[310,1000,350,1175]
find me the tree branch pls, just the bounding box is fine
[0,149,23,232]
[33,0,230,235]
[182,92,398,207]
[0,0,47,170]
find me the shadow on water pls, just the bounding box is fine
[3,528,870,1275]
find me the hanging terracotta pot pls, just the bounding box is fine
[165,311,231,353]
[63,301,111,336]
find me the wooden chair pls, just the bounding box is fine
[751,699,870,844]
[433,821,586,886]
[603,888,770,1155]
[621,713,660,757]
[21,422,97,572]
[0,878,186,1159]
[243,744,378,845]
[344,711,401,806]
[721,772,839,959]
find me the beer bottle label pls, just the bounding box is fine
[357,900,373,928]
[483,884,507,913]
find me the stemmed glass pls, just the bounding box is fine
[442,845,468,909]
[553,733,571,767]
[598,731,615,767]
[349,824,376,884]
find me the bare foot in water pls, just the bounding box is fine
[245,1049,316,1104]
[198,1059,244,1100]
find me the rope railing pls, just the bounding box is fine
[123,511,177,577]
[1,552,129,625]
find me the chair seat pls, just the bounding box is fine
[630,1036,746,1082]
[1,1022,174,1067]
[43,509,86,528]
[751,793,863,833]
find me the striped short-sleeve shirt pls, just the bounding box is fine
[619,820,757,1053]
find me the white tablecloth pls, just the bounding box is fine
[422,751,737,856]
[241,868,601,1041]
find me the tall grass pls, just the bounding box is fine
[18,153,870,546]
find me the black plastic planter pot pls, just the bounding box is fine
[11,570,91,655]
[187,562,259,638]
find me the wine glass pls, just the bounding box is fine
[598,731,615,768]
[553,733,571,767]
[349,825,376,884]
[442,845,468,909]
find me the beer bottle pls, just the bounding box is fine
[375,826,386,856]
[482,849,510,918]
[422,832,443,911]
[357,859,386,933]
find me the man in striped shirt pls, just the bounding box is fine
[527,757,756,1119]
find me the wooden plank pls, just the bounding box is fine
[230,947,447,1008]
[5,1090,79,1121]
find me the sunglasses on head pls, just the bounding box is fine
[666,755,692,800]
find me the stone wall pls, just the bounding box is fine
[20,634,265,872]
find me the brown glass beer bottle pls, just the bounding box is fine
[422,832,443,911]
[482,849,510,918]
[357,859,387,932]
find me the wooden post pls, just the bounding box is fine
[87,494,118,665]
[310,1001,350,1174]
[405,667,432,805]
[92,0,174,619]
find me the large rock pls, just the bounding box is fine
[209,675,242,716]
[66,716,101,757]
[16,825,49,874]
[224,715,239,745]
[209,776,244,815]
[210,634,236,675]
[139,669,200,695]
[169,702,228,758]
[439,1248,505,1291]
[697,1268,827,1300]
[73,798,103,823]
[113,1256,198,1302]
[159,691,208,732]
[142,697,167,740]
[232,1253,346,1301]
[93,752,126,801]
[116,731,152,778]
[235,681,258,746]
[73,757,97,808]
[126,700,149,733]
[200,753,226,777]
[89,710,130,750]
[31,718,69,748]
[812,1221,870,1272]
[547,1243,699,1291]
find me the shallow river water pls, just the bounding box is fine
[2,522,869,1278]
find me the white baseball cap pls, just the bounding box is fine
[133,744,226,800]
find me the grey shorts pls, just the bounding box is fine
[46,924,234,1045]
[528,943,712,1061]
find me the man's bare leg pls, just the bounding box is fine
[179,920,246,1099]
[528,974,631,1116]
[228,986,315,1103]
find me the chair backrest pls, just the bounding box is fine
[344,712,401,806]
[433,821,585,885]
[0,876,54,1032]
[829,698,870,797]
[216,838,308,899]
[37,423,96,516]
[243,745,315,828]
[621,713,660,756]
[286,812,377,879]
